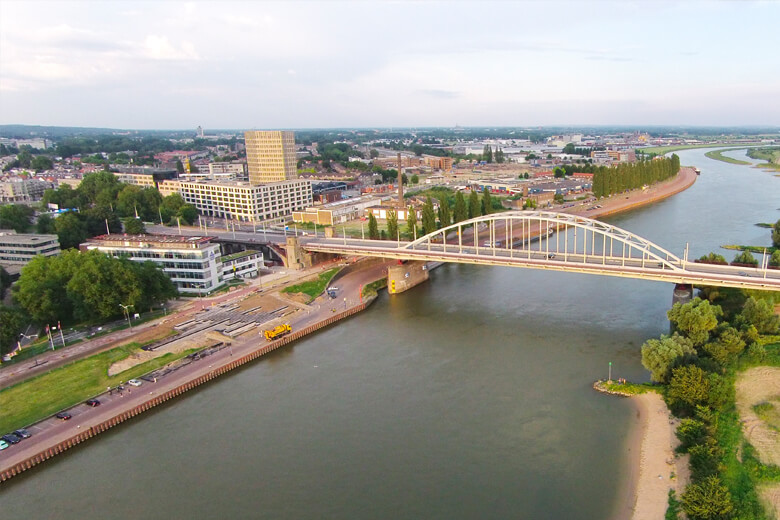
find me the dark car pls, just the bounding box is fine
[1,433,22,445]
[13,428,31,439]
[55,412,72,420]
[86,399,101,407]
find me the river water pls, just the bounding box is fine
[2,148,778,519]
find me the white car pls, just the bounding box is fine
[128,379,143,387]
[0,439,8,450]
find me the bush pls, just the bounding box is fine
[681,476,734,520]
[688,441,721,480]
[668,365,710,414]
[676,418,709,451]
[746,342,766,362]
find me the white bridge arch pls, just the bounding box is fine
[403,211,682,270]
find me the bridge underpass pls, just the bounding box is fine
[297,211,780,293]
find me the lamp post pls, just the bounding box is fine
[119,303,133,330]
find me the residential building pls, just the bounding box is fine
[81,234,223,294]
[0,178,54,202]
[0,232,61,266]
[244,130,297,184]
[179,179,312,222]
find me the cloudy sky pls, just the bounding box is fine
[1,0,778,129]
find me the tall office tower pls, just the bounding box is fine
[244,130,297,184]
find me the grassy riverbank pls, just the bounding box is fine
[282,268,339,302]
[705,149,751,165]
[641,144,740,155]
[0,341,199,433]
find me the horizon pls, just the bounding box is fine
[1,1,779,129]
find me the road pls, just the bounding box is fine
[0,259,395,473]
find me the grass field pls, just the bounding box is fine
[640,143,739,154]
[0,342,199,433]
[704,149,751,165]
[282,268,340,302]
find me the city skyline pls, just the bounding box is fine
[1,0,779,129]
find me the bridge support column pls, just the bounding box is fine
[387,261,429,295]
[672,283,694,307]
[285,237,313,270]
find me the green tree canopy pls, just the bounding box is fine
[0,204,34,232]
[731,250,758,266]
[772,219,780,248]
[453,191,467,223]
[703,326,746,366]
[681,475,734,520]
[697,252,727,265]
[468,190,481,219]
[422,196,436,236]
[0,305,27,356]
[668,365,711,412]
[668,298,722,347]
[367,213,379,240]
[739,296,780,333]
[386,209,398,240]
[0,266,11,299]
[438,196,451,228]
[123,217,146,235]
[481,188,493,215]
[641,333,696,383]
[54,212,89,250]
[406,206,418,239]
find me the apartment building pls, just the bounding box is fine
[244,130,297,184]
[179,179,312,222]
[81,234,223,294]
[0,232,61,266]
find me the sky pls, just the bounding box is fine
[1,0,779,130]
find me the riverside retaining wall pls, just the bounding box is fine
[0,302,368,483]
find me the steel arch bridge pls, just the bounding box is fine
[302,211,780,291]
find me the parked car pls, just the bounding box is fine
[0,440,8,450]
[1,433,22,445]
[55,412,72,420]
[13,428,31,439]
[128,379,143,387]
[86,399,101,407]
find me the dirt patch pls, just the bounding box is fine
[759,483,780,519]
[108,332,211,376]
[735,366,780,467]
[235,292,290,312]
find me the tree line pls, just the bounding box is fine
[592,155,680,198]
[640,293,780,519]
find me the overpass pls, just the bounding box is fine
[299,211,780,292]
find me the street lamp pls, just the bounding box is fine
[119,303,134,330]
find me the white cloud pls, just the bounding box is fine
[143,35,200,61]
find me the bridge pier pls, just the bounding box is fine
[286,237,313,270]
[672,283,694,307]
[387,261,429,294]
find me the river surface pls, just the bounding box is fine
[2,148,778,519]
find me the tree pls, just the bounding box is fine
[667,298,722,348]
[697,252,727,265]
[769,250,780,267]
[0,266,10,299]
[36,213,57,234]
[411,174,419,184]
[681,476,733,520]
[177,204,198,225]
[739,296,780,333]
[422,196,436,236]
[386,209,398,240]
[438,196,451,228]
[123,217,146,235]
[468,190,481,218]
[367,213,379,240]
[668,365,710,412]
[176,159,185,174]
[369,149,379,159]
[731,250,758,266]
[453,191,467,223]
[553,193,564,204]
[406,206,418,239]
[482,145,493,163]
[0,204,34,232]
[77,171,120,205]
[481,188,493,215]
[773,219,780,247]
[641,334,696,383]
[54,212,89,250]
[30,155,53,171]
[703,326,745,366]
[675,418,708,451]
[495,148,505,163]
[562,143,576,154]
[0,305,27,357]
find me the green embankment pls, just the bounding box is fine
[641,143,741,154]
[722,244,777,254]
[747,147,780,171]
[0,342,199,433]
[704,149,751,165]
[282,268,340,302]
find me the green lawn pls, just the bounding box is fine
[0,342,198,432]
[282,268,340,302]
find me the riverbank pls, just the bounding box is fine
[593,381,690,520]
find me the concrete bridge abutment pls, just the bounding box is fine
[387,261,429,294]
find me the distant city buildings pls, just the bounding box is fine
[0,178,54,202]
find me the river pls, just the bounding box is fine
[1,148,778,519]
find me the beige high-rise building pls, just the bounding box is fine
[244,130,297,184]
